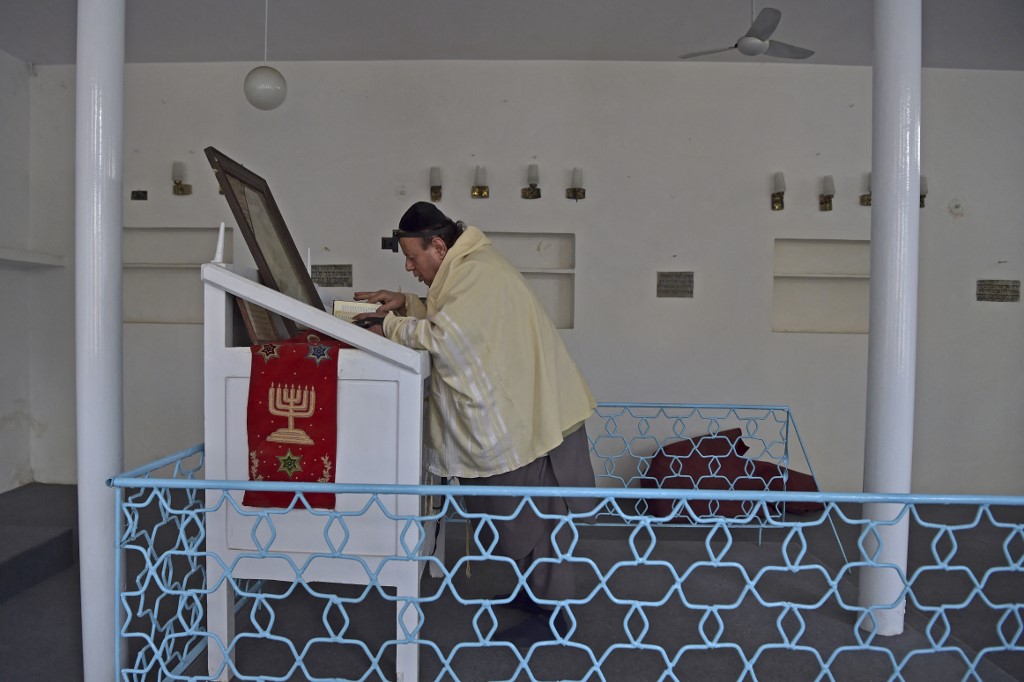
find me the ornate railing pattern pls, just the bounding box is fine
[109,407,1024,681]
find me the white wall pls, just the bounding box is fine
[25,58,78,486]
[20,59,1024,493]
[0,49,34,493]
[914,69,1024,493]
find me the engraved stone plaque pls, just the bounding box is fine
[976,279,1020,302]
[657,271,694,298]
[311,264,353,288]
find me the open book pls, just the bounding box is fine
[332,299,382,323]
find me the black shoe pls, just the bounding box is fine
[495,611,570,648]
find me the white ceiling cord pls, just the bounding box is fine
[263,0,270,64]
[243,0,287,110]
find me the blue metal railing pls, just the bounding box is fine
[109,406,1024,681]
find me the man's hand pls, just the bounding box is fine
[354,289,407,315]
[352,314,386,336]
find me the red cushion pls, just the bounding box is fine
[639,428,823,519]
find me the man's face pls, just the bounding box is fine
[399,236,446,286]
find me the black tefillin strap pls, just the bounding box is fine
[381,224,454,252]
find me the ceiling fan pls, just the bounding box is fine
[678,3,814,61]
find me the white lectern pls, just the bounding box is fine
[202,263,432,682]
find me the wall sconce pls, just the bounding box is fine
[566,167,585,201]
[429,166,442,203]
[860,173,872,206]
[471,165,489,199]
[172,161,192,196]
[819,175,835,211]
[771,172,785,211]
[920,175,928,208]
[521,164,541,200]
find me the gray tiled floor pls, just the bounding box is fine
[0,483,82,682]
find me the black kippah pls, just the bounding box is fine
[398,201,451,234]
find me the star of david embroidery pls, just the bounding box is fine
[256,343,280,363]
[306,341,332,366]
[276,450,303,478]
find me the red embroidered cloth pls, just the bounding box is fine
[244,332,348,509]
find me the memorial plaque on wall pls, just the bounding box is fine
[657,271,695,298]
[312,264,353,288]
[976,280,1020,302]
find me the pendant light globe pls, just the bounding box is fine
[244,65,287,111]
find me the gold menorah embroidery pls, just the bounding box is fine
[266,383,316,445]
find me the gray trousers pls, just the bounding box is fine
[461,425,596,604]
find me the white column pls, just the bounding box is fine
[75,0,125,679]
[858,0,922,636]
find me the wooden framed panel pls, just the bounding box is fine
[205,146,323,336]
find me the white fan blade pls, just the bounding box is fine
[678,46,737,60]
[745,7,782,41]
[764,40,815,60]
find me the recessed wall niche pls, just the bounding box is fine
[772,238,869,334]
[123,227,233,324]
[486,231,575,329]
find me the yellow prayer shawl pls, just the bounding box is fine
[383,226,595,478]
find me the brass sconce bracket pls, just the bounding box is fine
[771,191,784,211]
[859,193,872,206]
[522,164,541,199]
[172,161,191,195]
[428,166,442,202]
[819,176,835,211]
[471,165,488,198]
[566,167,585,201]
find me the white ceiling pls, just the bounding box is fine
[1,0,1023,70]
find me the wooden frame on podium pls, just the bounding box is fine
[235,297,284,344]
[205,146,323,337]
